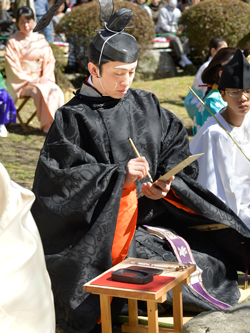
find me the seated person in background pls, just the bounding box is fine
[0,72,16,137]
[0,162,55,333]
[5,6,64,133]
[149,0,166,25]
[184,37,228,120]
[156,0,192,67]
[65,0,91,73]
[135,0,152,17]
[49,0,70,13]
[14,0,36,20]
[31,5,250,333]
[8,0,15,18]
[190,49,250,229]
[177,0,191,11]
[192,47,236,135]
[178,0,199,11]
[34,0,53,42]
[0,0,17,46]
[51,1,66,42]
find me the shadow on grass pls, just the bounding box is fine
[159,99,185,106]
[6,124,46,137]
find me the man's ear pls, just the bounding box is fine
[88,62,99,77]
[220,89,226,101]
[210,47,216,58]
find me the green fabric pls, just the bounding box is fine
[193,89,227,135]
[0,72,6,90]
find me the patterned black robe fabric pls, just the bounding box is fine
[32,85,250,333]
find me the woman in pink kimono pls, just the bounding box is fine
[5,6,64,133]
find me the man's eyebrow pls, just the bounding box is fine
[114,63,137,70]
[114,67,137,71]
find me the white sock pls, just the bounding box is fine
[0,124,7,137]
[179,60,186,68]
[181,54,192,65]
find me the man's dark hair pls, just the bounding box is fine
[88,42,113,75]
[202,47,236,97]
[16,6,35,23]
[209,37,227,53]
[74,0,93,6]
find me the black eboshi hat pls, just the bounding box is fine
[92,8,139,64]
[202,47,236,86]
[218,48,250,89]
[33,0,139,64]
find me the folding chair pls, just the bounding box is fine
[63,87,76,103]
[15,97,37,133]
[14,89,75,133]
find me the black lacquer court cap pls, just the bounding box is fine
[92,8,139,63]
[219,48,250,89]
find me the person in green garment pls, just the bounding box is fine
[192,47,236,135]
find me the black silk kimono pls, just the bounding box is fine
[32,85,250,333]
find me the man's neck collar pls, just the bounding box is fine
[79,77,103,97]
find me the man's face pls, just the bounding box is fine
[221,88,250,118]
[18,15,35,36]
[95,61,137,99]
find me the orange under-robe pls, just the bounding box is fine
[97,184,138,325]
[112,183,138,266]
[5,31,64,131]
[111,185,198,267]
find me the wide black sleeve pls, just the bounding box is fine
[32,101,126,254]
[157,102,199,181]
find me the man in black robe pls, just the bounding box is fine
[31,5,250,333]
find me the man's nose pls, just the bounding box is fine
[240,91,249,100]
[121,74,130,86]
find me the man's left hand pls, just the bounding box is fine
[141,176,174,200]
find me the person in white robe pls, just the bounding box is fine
[0,162,55,333]
[190,48,250,230]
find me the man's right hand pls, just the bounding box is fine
[124,157,149,189]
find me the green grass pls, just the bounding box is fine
[132,75,194,132]
[0,75,194,190]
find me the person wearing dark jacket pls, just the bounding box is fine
[0,2,16,45]
[149,0,166,25]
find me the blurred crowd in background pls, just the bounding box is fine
[0,0,199,47]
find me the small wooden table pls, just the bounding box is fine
[83,257,196,333]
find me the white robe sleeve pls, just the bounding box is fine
[0,163,55,333]
[190,120,250,229]
[190,126,233,202]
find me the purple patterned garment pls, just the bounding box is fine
[0,89,16,125]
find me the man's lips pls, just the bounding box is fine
[239,104,249,109]
[118,89,128,94]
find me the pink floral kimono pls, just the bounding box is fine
[5,30,64,131]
